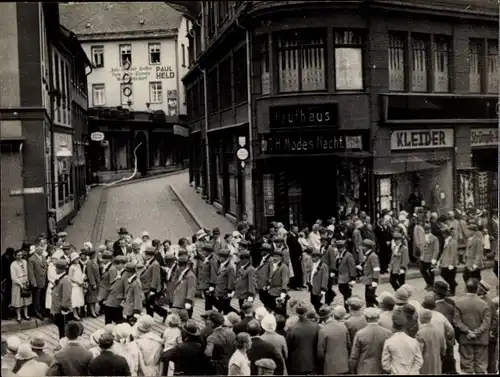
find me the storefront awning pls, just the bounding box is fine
[373,155,443,175]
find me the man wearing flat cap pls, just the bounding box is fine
[256,243,273,310]
[420,223,439,289]
[104,255,127,324]
[121,262,144,322]
[321,238,339,306]
[213,248,236,314]
[50,259,73,339]
[255,358,277,375]
[141,246,168,320]
[309,250,329,313]
[266,249,290,317]
[361,239,380,308]
[464,223,484,283]
[28,244,47,319]
[84,247,100,317]
[336,239,357,312]
[171,251,197,318]
[388,232,409,291]
[97,250,117,314]
[234,249,257,310]
[197,243,218,311]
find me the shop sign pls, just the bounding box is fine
[10,187,44,196]
[90,132,105,141]
[390,129,454,151]
[259,131,365,155]
[270,104,338,129]
[155,66,175,80]
[110,66,152,81]
[470,128,499,148]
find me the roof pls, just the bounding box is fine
[59,24,92,67]
[59,2,184,37]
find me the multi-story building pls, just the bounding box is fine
[0,2,91,248]
[183,0,499,231]
[60,2,191,183]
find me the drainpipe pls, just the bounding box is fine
[198,66,211,201]
[235,17,254,224]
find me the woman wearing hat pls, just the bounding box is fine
[135,315,163,376]
[68,252,84,320]
[13,343,48,376]
[10,250,32,323]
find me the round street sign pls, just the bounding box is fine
[90,132,105,142]
[236,147,249,161]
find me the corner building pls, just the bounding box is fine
[183,0,498,232]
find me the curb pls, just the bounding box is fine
[106,168,187,188]
[169,184,205,230]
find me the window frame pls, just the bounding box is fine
[432,35,451,93]
[148,43,161,65]
[91,45,104,68]
[181,43,186,67]
[388,32,406,92]
[410,34,430,93]
[259,34,270,95]
[487,39,498,93]
[92,83,106,107]
[333,29,365,91]
[149,81,163,104]
[119,44,132,67]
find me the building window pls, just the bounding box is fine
[469,40,483,93]
[60,59,66,124]
[219,58,232,109]
[207,68,218,112]
[389,33,405,91]
[181,43,186,67]
[334,30,364,91]
[148,43,161,65]
[433,36,450,92]
[411,35,429,92]
[65,62,70,124]
[277,29,326,93]
[91,45,104,68]
[121,83,133,106]
[92,84,106,106]
[120,44,132,67]
[149,81,163,103]
[260,35,270,95]
[487,40,498,93]
[234,48,247,103]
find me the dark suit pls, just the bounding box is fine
[286,318,319,375]
[247,337,285,375]
[286,232,303,289]
[88,350,131,376]
[47,342,93,376]
[161,339,206,375]
[28,253,47,316]
[374,225,393,272]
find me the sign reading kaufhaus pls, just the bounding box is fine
[470,128,499,148]
[390,129,454,151]
[270,104,338,129]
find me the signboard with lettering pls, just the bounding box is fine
[111,66,152,81]
[156,66,176,80]
[270,104,338,129]
[470,128,499,148]
[390,129,454,151]
[259,131,367,155]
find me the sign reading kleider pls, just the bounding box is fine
[390,129,454,151]
[470,128,499,148]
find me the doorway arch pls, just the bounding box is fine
[134,131,148,176]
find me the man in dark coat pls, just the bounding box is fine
[286,225,303,290]
[374,217,393,273]
[113,227,129,255]
[233,302,255,335]
[247,320,285,375]
[88,332,131,376]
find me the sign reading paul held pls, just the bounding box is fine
[390,129,454,151]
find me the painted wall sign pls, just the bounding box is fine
[390,129,454,150]
[470,128,499,148]
[155,66,176,80]
[110,66,153,81]
[270,104,338,129]
[10,187,44,196]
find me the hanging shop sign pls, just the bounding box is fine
[236,148,249,161]
[270,104,339,129]
[390,129,454,151]
[470,128,499,148]
[90,132,105,142]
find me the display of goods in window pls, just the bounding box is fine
[477,171,489,209]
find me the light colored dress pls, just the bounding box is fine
[10,260,32,308]
[69,263,85,308]
[228,349,251,376]
[45,261,57,309]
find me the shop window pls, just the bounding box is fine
[411,34,429,92]
[389,33,406,91]
[336,159,368,217]
[92,84,106,106]
[277,29,326,92]
[377,177,393,214]
[487,40,498,93]
[207,68,218,112]
[433,36,450,93]
[151,136,173,167]
[219,58,232,109]
[469,39,483,93]
[234,47,247,103]
[91,45,104,68]
[121,83,133,106]
[260,35,270,95]
[334,30,364,91]
[120,44,132,67]
[110,133,129,170]
[149,43,161,65]
[457,169,477,210]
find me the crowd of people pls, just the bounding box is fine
[1,206,498,376]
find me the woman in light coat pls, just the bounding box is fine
[134,315,163,376]
[260,314,288,375]
[10,250,32,323]
[68,252,84,320]
[45,256,57,314]
[115,323,146,376]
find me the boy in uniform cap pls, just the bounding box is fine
[256,243,273,311]
[214,248,236,314]
[61,242,72,265]
[122,262,144,323]
[437,228,458,296]
[255,358,277,375]
[234,249,257,310]
[103,255,127,324]
[309,249,329,313]
[266,249,290,317]
[141,246,168,320]
[420,223,439,289]
[97,250,117,315]
[336,239,357,313]
[171,251,197,318]
[388,232,409,291]
[321,239,339,306]
[51,259,73,339]
[198,243,218,311]
[463,223,484,283]
[361,239,380,308]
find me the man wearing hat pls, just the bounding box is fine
[214,248,236,314]
[257,243,272,310]
[197,243,218,311]
[477,280,499,374]
[171,251,197,318]
[205,311,236,375]
[27,245,47,319]
[352,220,365,265]
[60,242,72,265]
[84,247,100,318]
[141,246,168,320]
[51,259,73,339]
[104,255,127,324]
[321,240,338,306]
[211,228,222,254]
[255,358,277,376]
[418,223,439,289]
[362,239,380,308]
[57,231,68,243]
[309,249,329,313]
[234,248,257,310]
[317,304,350,374]
[388,232,409,291]
[464,223,484,283]
[121,262,144,322]
[97,250,117,313]
[113,227,129,255]
[30,336,53,366]
[266,249,290,317]
[47,209,57,241]
[336,239,357,312]
[437,228,459,296]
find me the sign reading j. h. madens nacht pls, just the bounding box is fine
[390,129,454,151]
